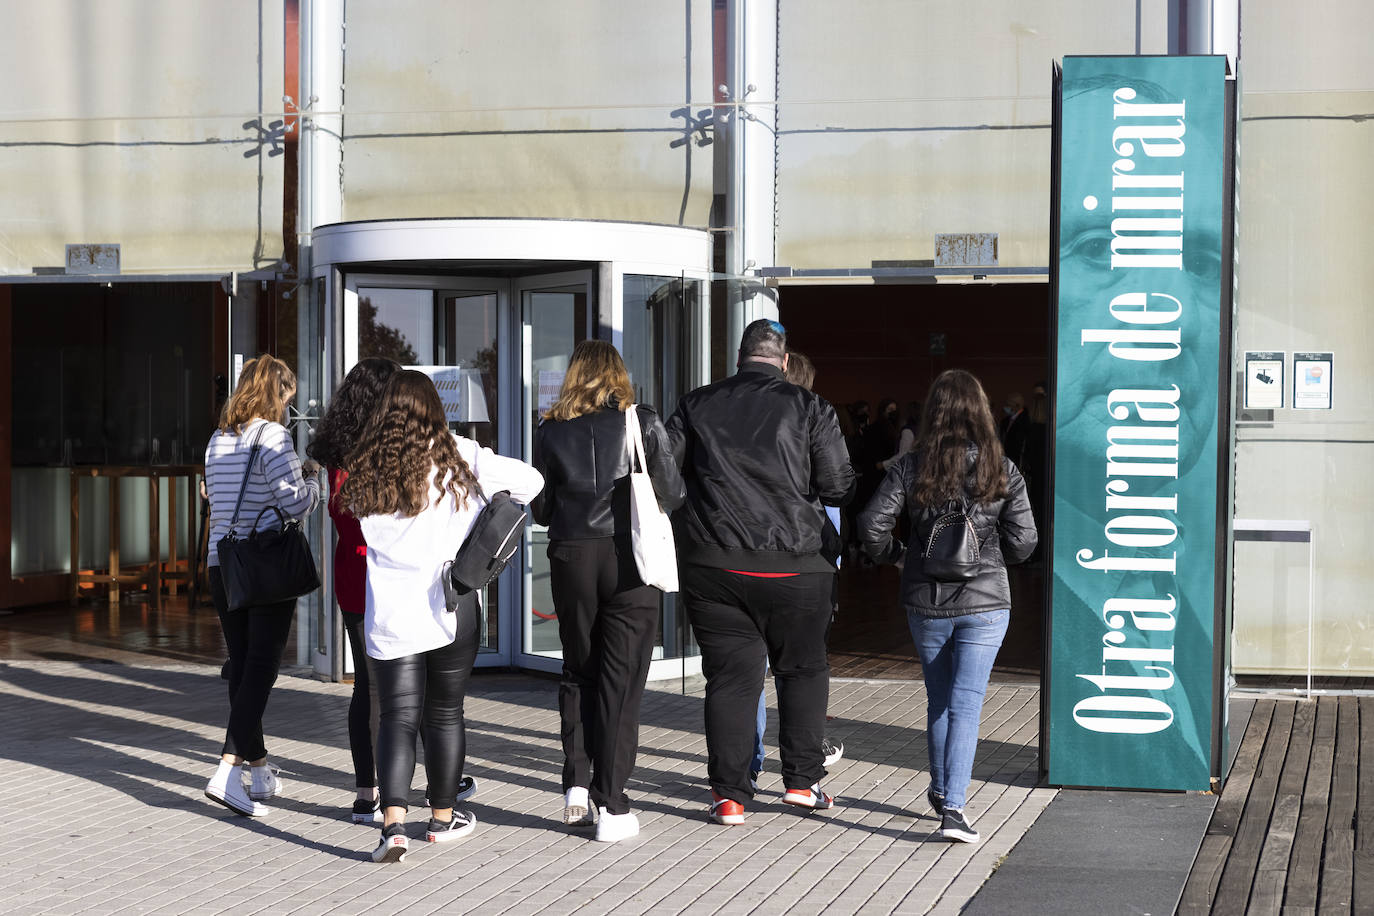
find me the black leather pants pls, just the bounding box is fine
[371,593,479,810]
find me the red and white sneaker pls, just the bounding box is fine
[782,783,835,810]
[710,793,745,825]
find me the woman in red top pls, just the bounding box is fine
[307,357,400,823]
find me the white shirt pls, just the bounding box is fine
[360,436,544,660]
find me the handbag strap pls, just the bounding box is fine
[624,405,649,474]
[227,423,267,532]
[466,439,489,508]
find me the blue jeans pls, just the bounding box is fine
[909,608,1010,811]
[751,681,767,775]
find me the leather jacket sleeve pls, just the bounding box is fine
[530,420,555,527]
[640,406,686,512]
[809,397,857,507]
[857,459,911,565]
[998,458,1038,564]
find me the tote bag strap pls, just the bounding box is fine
[624,405,649,474]
[227,423,267,532]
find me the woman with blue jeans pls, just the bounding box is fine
[857,369,1036,843]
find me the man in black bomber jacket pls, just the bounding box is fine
[665,319,855,824]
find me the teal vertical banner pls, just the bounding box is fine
[1048,56,1227,790]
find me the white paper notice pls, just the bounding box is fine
[1243,351,1284,409]
[1292,352,1333,410]
[538,370,566,413]
[412,366,490,424]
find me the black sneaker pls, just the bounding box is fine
[425,810,477,844]
[941,808,979,843]
[352,797,381,825]
[372,823,408,863]
[926,787,945,817]
[424,776,478,808]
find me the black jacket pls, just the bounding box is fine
[858,448,1037,616]
[665,361,856,573]
[531,404,685,541]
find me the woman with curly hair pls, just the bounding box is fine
[342,370,542,862]
[857,369,1036,845]
[203,355,322,817]
[305,357,399,824]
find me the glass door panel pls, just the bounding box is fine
[518,274,592,666]
[344,278,510,665]
[620,274,705,668]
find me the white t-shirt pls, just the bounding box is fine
[359,436,544,661]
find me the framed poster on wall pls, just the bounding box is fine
[1243,351,1284,409]
[1292,352,1333,410]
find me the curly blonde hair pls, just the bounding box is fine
[543,340,634,421]
[340,370,479,517]
[220,355,297,434]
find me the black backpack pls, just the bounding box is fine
[918,499,980,582]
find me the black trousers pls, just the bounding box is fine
[682,565,832,803]
[371,593,479,811]
[549,536,659,816]
[210,567,296,762]
[341,613,377,789]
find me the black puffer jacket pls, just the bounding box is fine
[858,448,1037,616]
[666,362,855,573]
[531,404,685,541]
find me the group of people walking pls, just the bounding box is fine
[199,318,1035,862]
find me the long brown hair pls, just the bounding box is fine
[912,369,1008,506]
[340,370,479,517]
[543,340,634,420]
[219,355,297,434]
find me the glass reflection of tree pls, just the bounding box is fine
[358,297,418,364]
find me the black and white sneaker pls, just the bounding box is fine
[424,776,478,808]
[372,823,409,863]
[940,808,979,843]
[352,797,381,825]
[425,810,477,844]
[926,787,946,817]
[821,738,844,768]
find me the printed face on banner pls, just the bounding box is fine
[1049,56,1228,791]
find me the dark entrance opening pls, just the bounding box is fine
[780,282,1051,677]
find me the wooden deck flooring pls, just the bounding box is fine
[1180,694,1374,914]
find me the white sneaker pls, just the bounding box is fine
[206,763,269,817]
[821,738,844,768]
[564,787,597,827]
[594,811,640,843]
[749,771,762,794]
[244,763,285,801]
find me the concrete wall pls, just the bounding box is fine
[0,1,286,275]
[1231,0,1374,674]
[340,0,715,226]
[774,0,1169,270]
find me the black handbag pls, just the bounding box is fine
[216,427,321,612]
[919,499,981,582]
[443,480,526,610]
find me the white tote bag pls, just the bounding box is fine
[624,405,679,593]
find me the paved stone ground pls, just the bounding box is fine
[0,661,1052,915]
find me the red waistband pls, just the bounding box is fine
[723,569,800,578]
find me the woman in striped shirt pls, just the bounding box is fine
[203,355,323,817]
